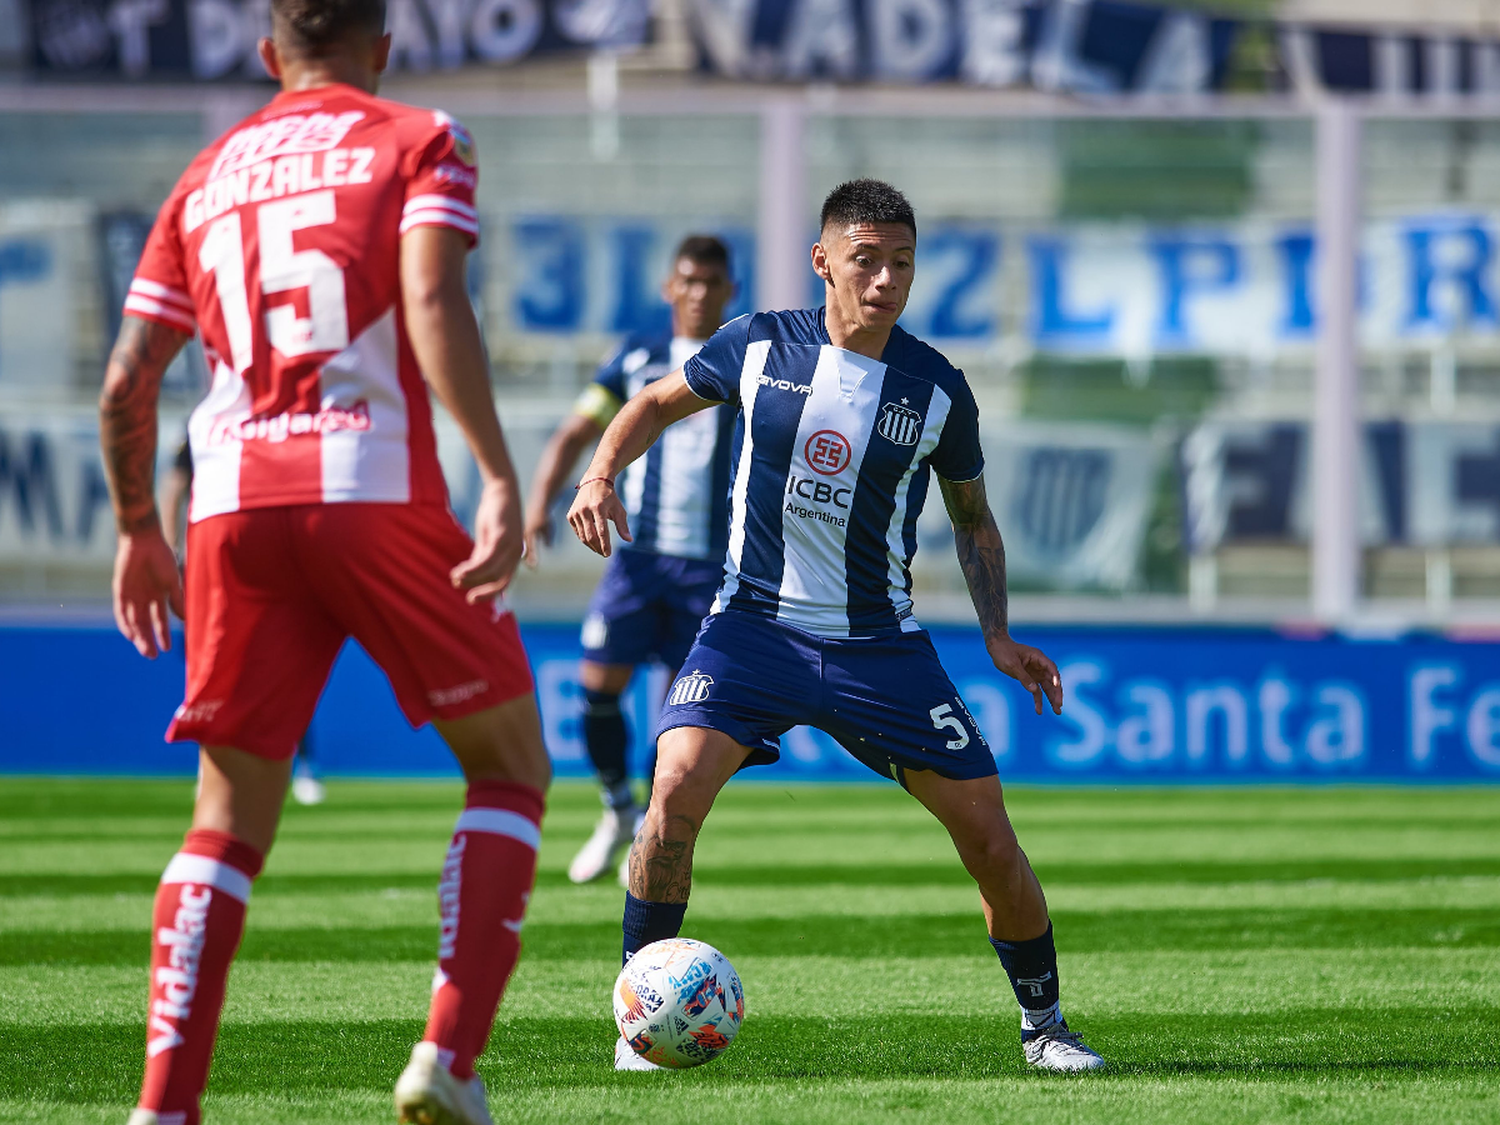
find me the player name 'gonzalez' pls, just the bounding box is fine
[184,145,376,234]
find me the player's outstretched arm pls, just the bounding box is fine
[99,314,189,659]
[567,371,713,557]
[401,225,525,602]
[522,413,603,567]
[940,475,1063,716]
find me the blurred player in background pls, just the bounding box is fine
[570,179,1105,1073]
[523,236,736,884]
[161,437,326,806]
[99,2,549,1123]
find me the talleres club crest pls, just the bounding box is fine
[877,401,922,446]
[668,670,715,706]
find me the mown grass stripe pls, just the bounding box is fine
[1,779,1492,810]
[9,949,1500,1029]
[7,856,1500,898]
[11,877,1500,935]
[6,1009,1498,1106]
[8,1075,1500,1125]
[4,907,1495,967]
[8,809,1500,843]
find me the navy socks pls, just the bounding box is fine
[990,923,1063,1037]
[622,891,687,966]
[581,688,633,810]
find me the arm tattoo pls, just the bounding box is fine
[941,476,1009,639]
[98,316,188,535]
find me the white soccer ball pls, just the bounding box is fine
[613,937,745,1068]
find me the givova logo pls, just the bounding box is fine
[668,671,715,706]
[877,402,923,446]
[758,374,812,394]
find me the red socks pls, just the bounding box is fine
[134,782,541,1116]
[137,828,264,1125]
[422,780,545,1079]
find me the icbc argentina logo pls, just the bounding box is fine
[804,430,852,475]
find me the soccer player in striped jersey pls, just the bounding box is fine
[523,236,737,885]
[569,179,1105,1073]
[101,3,549,1122]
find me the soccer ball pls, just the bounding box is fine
[613,938,745,1068]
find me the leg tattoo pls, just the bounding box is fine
[628,815,697,904]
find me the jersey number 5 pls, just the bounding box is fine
[198,189,350,374]
[929,703,970,750]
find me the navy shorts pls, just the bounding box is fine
[580,549,723,669]
[656,611,997,783]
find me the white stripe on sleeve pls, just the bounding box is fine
[160,853,253,903]
[403,194,478,221]
[399,211,480,237]
[454,807,541,850]
[124,295,196,332]
[711,339,773,615]
[128,278,194,311]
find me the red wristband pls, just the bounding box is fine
[575,476,615,490]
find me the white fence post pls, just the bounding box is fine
[1312,99,1363,625]
[757,96,808,313]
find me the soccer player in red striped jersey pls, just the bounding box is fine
[100,3,549,1122]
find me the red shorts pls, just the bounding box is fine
[168,503,534,759]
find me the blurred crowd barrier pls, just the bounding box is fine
[8,90,1500,623]
[18,0,1500,99]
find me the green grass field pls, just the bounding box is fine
[2,779,1498,1124]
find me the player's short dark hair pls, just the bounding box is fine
[271,0,386,52]
[819,179,917,239]
[673,234,732,273]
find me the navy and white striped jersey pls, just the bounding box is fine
[682,308,984,638]
[575,334,736,562]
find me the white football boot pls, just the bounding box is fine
[568,807,636,884]
[1023,1023,1106,1071]
[291,772,327,806]
[127,1111,186,1125]
[393,1041,496,1125]
[614,1034,662,1071]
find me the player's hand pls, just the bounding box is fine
[987,635,1064,716]
[567,479,632,557]
[521,504,553,570]
[452,477,525,603]
[112,524,184,659]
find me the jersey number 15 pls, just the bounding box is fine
[198,190,350,373]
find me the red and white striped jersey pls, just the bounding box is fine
[126,83,482,521]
